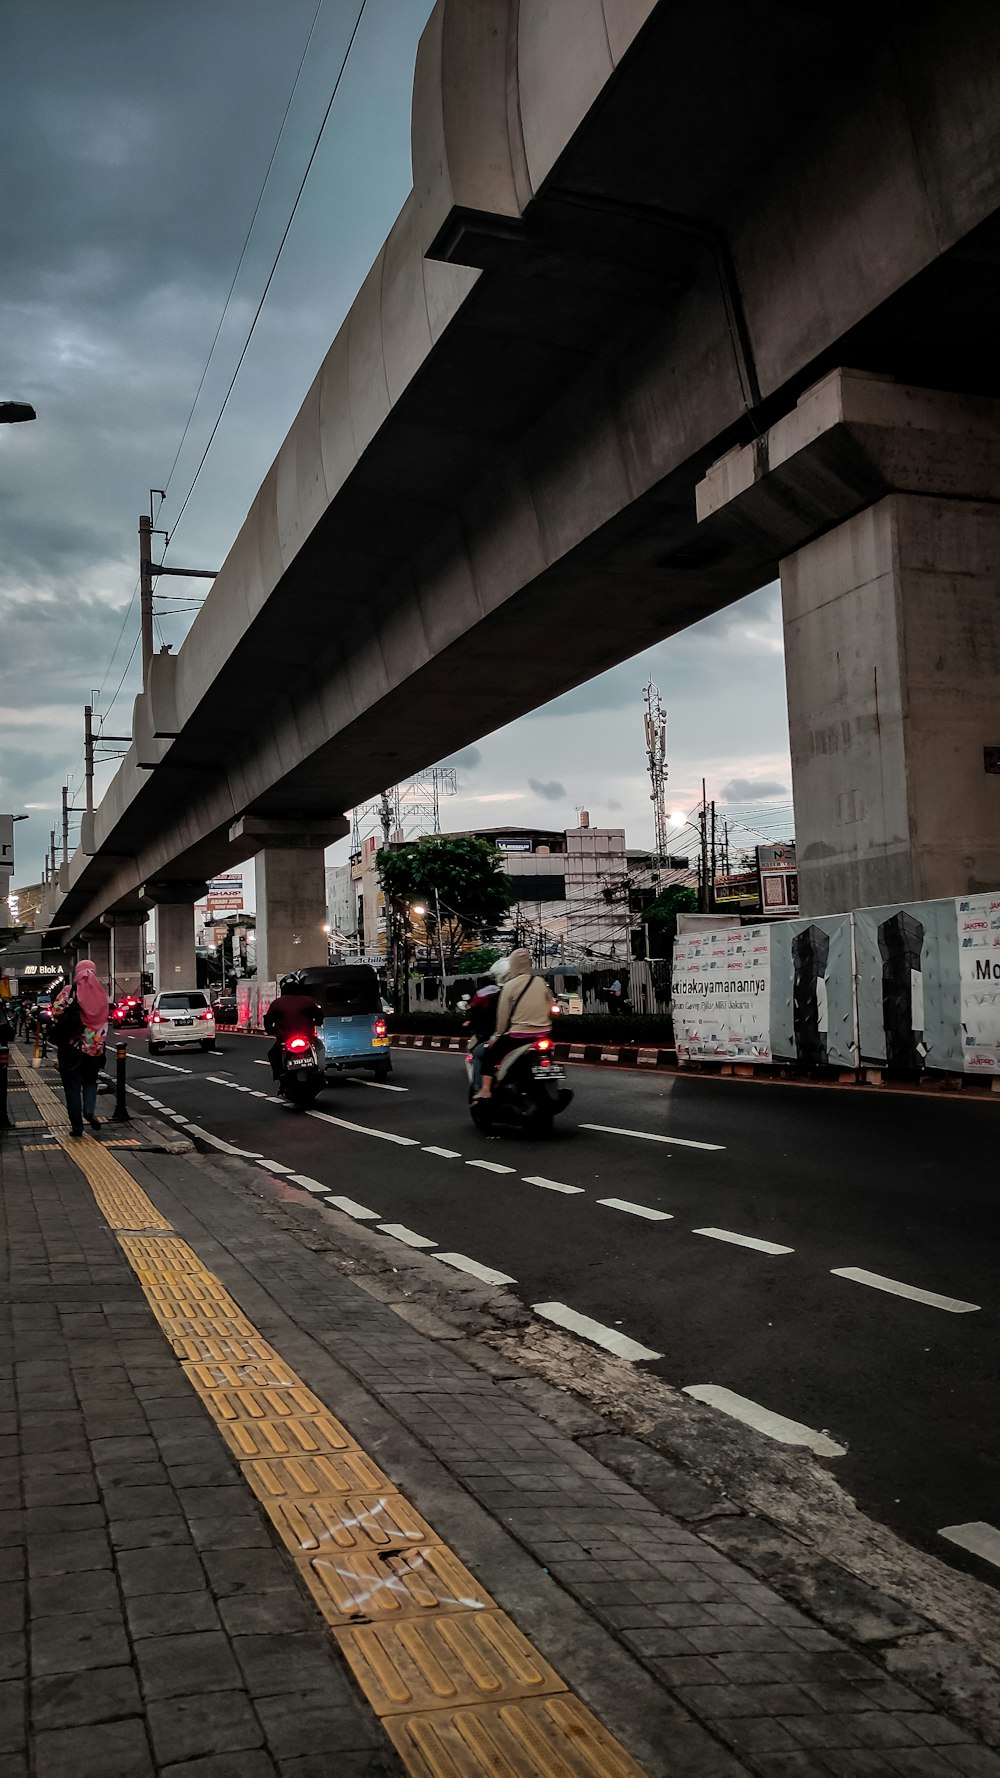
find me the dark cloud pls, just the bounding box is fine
[439,746,481,772]
[528,778,566,802]
[720,777,789,802]
[606,797,623,810]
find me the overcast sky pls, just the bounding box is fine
[1,0,791,893]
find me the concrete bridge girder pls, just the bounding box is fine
[48,0,1000,942]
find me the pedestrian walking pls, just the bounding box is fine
[51,962,109,1137]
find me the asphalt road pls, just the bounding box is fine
[115,1027,1000,1591]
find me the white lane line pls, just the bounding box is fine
[522,1175,585,1195]
[423,1146,461,1159]
[598,1197,672,1221]
[581,1122,723,1151]
[466,1159,516,1175]
[255,1160,295,1176]
[533,1301,662,1363]
[183,1124,263,1159]
[205,1075,237,1087]
[378,1224,438,1250]
[288,1174,328,1194]
[325,1195,381,1221]
[831,1267,980,1314]
[939,1522,1000,1569]
[684,1385,845,1458]
[435,1253,516,1286]
[141,1057,192,1073]
[306,1109,419,1146]
[355,1078,409,1092]
[167,1115,191,1125]
[253,1059,270,1066]
[694,1227,792,1255]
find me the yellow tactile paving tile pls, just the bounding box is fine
[167,1330,279,1364]
[198,1382,330,1424]
[241,1449,389,1504]
[300,1545,494,1627]
[16,1055,654,1778]
[219,1412,357,1461]
[183,1354,301,1391]
[335,1612,565,1716]
[385,1695,651,1778]
[265,1493,439,1558]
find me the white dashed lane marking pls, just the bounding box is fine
[307,1110,419,1146]
[466,1160,516,1175]
[325,1195,381,1221]
[378,1224,437,1250]
[938,1522,1000,1569]
[581,1122,724,1151]
[597,1198,672,1221]
[287,1174,327,1193]
[255,1159,295,1176]
[532,1301,662,1362]
[683,1385,845,1458]
[694,1227,793,1255]
[435,1253,516,1286]
[140,1057,192,1073]
[831,1267,980,1314]
[522,1176,584,1195]
[422,1146,461,1159]
[355,1078,408,1092]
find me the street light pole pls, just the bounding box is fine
[139,514,154,681]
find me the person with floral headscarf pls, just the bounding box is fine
[52,961,110,1136]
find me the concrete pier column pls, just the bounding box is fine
[140,882,206,992]
[80,928,111,991]
[697,370,1000,913]
[228,814,349,986]
[103,911,148,1001]
[255,848,328,984]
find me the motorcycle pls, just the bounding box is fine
[467,1035,573,1135]
[276,1033,325,1109]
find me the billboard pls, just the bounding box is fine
[205,874,243,912]
[757,843,799,915]
[672,925,772,1062]
[854,892,1000,1073]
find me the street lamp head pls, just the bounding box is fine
[0,402,36,424]
[411,904,427,916]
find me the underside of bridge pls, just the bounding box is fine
[51,0,1000,965]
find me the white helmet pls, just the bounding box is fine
[488,956,511,983]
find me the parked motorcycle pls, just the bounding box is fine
[277,1033,325,1109]
[466,1036,573,1135]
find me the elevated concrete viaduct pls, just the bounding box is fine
[48,0,1000,979]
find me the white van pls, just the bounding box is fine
[148,989,216,1053]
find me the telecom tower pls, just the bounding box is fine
[643,679,669,862]
[350,766,458,855]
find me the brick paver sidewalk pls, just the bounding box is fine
[2,1072,999,1777]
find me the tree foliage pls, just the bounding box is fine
[376,837,513,966]
[640,885,697,957]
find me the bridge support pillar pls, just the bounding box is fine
[140,882,206,992]
[80,929,111,991]
[102,912,148,1001]
[697,370,1000,914]
[255,847,328,985]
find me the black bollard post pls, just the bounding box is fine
[111,1040,130,1123]
[0,1045,12,1132]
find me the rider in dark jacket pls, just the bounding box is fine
[263,976,322,1084]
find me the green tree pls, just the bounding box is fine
[377,837,513,968]
[640,885,697,958]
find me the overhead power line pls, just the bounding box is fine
[159,0,326,509]
[165,0,370,549]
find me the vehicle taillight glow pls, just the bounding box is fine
[150,1013,164,1023]
[286,1036,310,1052]
[197,1009,213,1020]
[374,1017,386,1038]
[535,1038,552,1051]
[551,1003,562,1015]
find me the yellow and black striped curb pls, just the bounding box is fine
[13,1055,651,1778]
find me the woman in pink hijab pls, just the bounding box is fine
[52,961,110,1136]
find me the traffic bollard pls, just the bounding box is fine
[111,1040,130,1123]
[0,1045,12,1132]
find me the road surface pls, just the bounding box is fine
[113,1028,1000,1591]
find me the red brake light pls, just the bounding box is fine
[125,997,137,1005]
[150,1013,164,1023]
[535,1038,552,1051]
[286,1036,310,1052]
[197,1009,213,1020]
[374,1017,387,1038]
[551,1002,561,1015]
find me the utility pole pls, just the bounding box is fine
[49,829,57,886]
[699,779,709,913]
[61,785,69,867]
[710,798,717,912]
[84,705,94,817]
[139,513,154,680]
[643,680,669,863]
[433,886,448,985]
